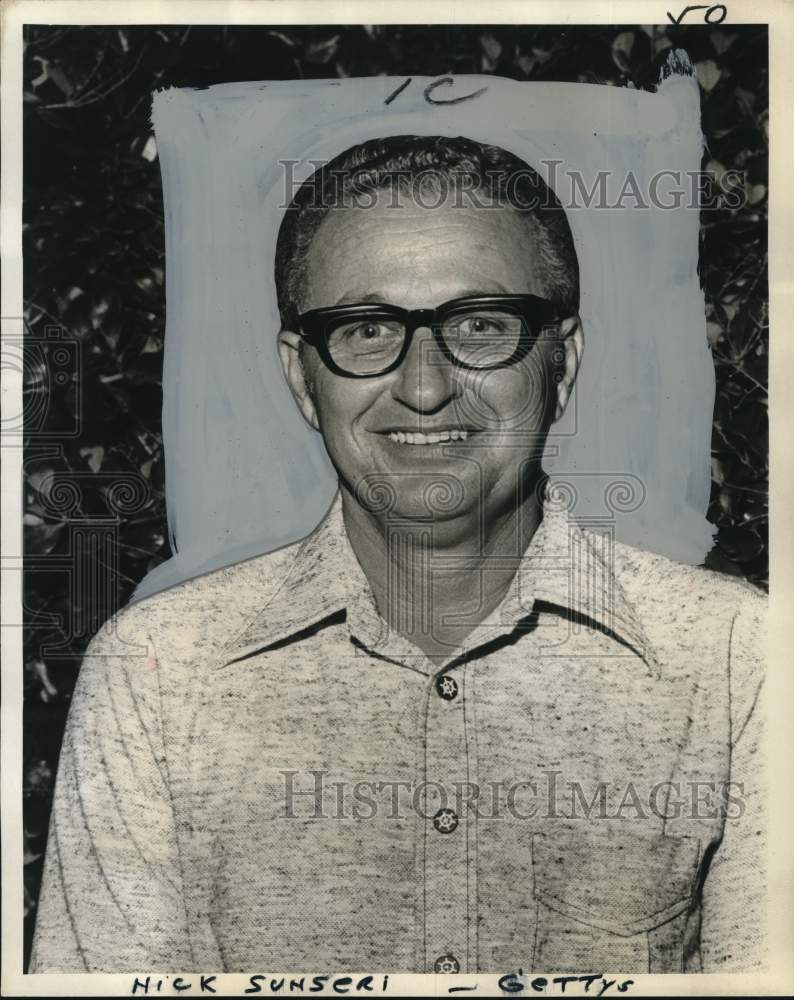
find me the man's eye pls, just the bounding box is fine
[333,321,387,341]
[352,323,385,340]
[458,314,507,335]
[334,321,400,346]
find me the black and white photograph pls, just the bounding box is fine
[1,1,792,995]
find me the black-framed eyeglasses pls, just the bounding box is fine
[296,294,561,378]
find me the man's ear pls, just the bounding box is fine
[278,329,320,431]
[553,315,584,423]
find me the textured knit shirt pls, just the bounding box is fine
[30,491,767,974]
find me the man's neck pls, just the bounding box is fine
[340,485,544,663]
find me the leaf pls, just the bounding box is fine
[705,158,728,188]
[517,53,536,76]
[24,519,65,555]
[26,467,55,498]
[80,445,105,472]
[29,659,59,699]
[695,60,721,93]
[710,31,738,56]
[140,135,157,162]
[303,35,340,65]
[47,62,75,97]
[141,336,161,354]
[30,56,49,88]
[717,489,733,516]
[720,302,738,324]
[611,32,635,74]
[706,321,723,347]
[24,758,54,796]
[654,36,673,57]
[267,30,298,48]
[747,183,766,205]
[480,33,502,71]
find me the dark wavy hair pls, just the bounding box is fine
[274,134,580,330]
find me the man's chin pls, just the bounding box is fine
[350,478,477,524]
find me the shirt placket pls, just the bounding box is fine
[421,661,479,974]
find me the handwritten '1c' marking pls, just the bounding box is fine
[384,77,412,105]
[383,76,489,107]
[424,76,489,104]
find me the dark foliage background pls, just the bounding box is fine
[22,23,768,966]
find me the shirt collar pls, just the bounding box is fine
[221,485,659,675]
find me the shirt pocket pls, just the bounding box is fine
[531,830,702,973]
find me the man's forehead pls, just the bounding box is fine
[302,190,546,310]
[314,184,530,228]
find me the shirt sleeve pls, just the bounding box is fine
[29,609,192,972]
[700,591,767,972]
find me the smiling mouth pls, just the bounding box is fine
[385,430,471,445]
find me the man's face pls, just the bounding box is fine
[280,188,581,526]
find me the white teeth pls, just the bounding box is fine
[387,429,469,445]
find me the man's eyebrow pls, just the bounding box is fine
[333,291,392,306]
[332,284,514,306]
[449,284,513,298]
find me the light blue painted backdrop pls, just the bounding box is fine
[137,66,714,600]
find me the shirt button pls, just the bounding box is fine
[433,807,459,834]
[434,953,460,974]
[435,674,458,700]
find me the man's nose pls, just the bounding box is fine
[390,326,460,413]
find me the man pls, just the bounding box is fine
[31,135,765,974]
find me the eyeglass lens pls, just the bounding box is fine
[326,307,529,375]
